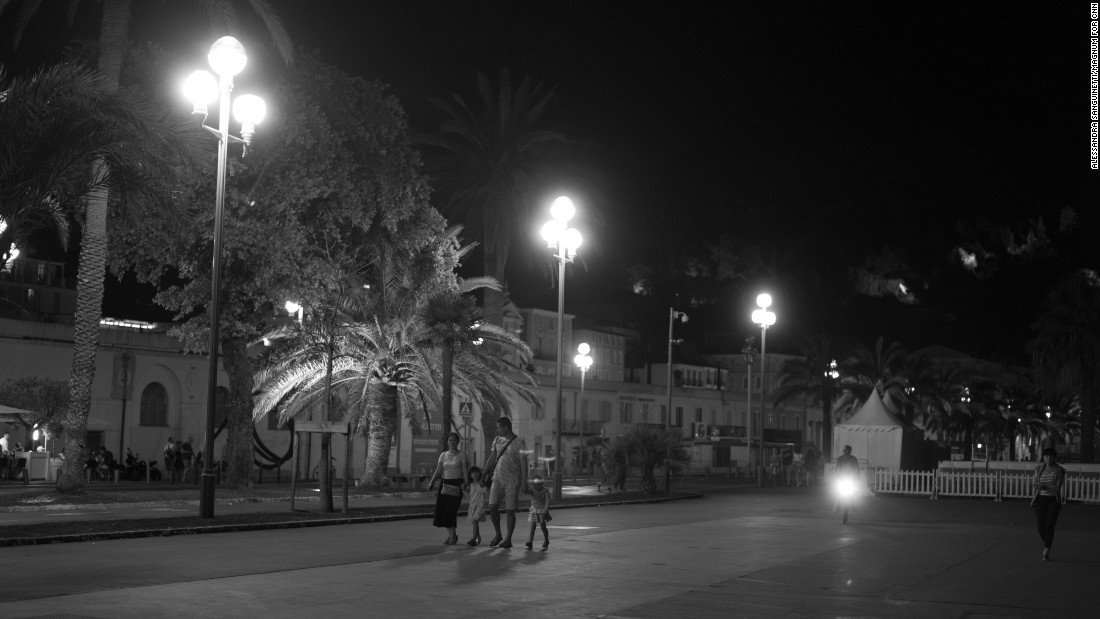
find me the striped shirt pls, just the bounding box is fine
[1035,463,1065,498]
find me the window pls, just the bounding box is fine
[641,403,650,422]
[674,407,683,427]
[581,399,589,418]
[139,382,168,426]
[692,407,700,423]
[709,409,716,424]
[620,402,633,423]
[534,398,546,420]
[600,401,612,422]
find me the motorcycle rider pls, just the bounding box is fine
[834,445,860,513]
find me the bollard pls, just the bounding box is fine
[994,470,1002,502]
[930,469,939,500]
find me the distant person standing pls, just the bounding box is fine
[1031,447,1066,561]
[163,438,178,484]
[0,431,10,454]
[803,445,820,487]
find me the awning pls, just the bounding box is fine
[0,404,37,423]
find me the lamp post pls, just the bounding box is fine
[184,36,266,519]
[541,196,582,501]
[742,337,757,485]
[666,307,687,491]
[574,343,592,475]
[751,293,775,487]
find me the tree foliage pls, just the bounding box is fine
[112,49,442,488]
[601,426,690,494]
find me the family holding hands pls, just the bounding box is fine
[426,417,551,551]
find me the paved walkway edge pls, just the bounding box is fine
[1,493,700,547]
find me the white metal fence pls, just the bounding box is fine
[861,468,1100,503]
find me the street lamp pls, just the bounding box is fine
[185,36,266,519]
[742,337,757,485]
[541,196,582,500]
[666,308,687,491]
[574,343,592,475]
[751,293,775,487]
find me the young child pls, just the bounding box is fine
[526,474,551,550]
[465,466,488,546]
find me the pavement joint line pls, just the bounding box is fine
[0,493,701,547]
[0,490,439,513]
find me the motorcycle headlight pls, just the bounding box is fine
[835,477,857,498]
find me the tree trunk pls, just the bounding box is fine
[221,337,254,490]
[821,397,833,461]
[318,333,336,513]
[58,169,111,494]
[360,384,397,487]
[482,249,505,327]
[440,346,453,450]
[58,0,133,495]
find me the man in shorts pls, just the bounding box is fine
[484,417,528,548]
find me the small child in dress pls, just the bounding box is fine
[526,474,551,550]
[465,466,488,546]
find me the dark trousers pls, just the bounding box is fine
[1033,495,1061,549]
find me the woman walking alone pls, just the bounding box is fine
[1032,447,1066,561]
[427,432,470,545]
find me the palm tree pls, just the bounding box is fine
[3,0,293,494]
[1028,270,1100,462]
[254,288,538,489]
[419,275,499,447]
[1,64,199,492]
[913,366,976,455]
[834,336,909,419]
[419,69,582,326]
[773,333,855,460]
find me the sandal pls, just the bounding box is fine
[542,541,550,549]
[525,541,533,549]
[467,537,480,546]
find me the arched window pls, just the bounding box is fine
[139,382,168,426]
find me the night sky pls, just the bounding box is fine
[3,2,1097,362]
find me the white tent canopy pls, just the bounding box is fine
[833,388,922,470]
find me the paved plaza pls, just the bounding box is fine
[0,485,1096,618]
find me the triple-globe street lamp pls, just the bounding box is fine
[184,36,267,519]
[541,196,582,501]
[751,293,776,487]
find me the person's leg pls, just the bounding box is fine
[1034,499,1049,547]
[487,482,503,545]
[527,521,536,546]
[501,483,518,545]
[541,522,550,546]
[1043,500,1062,551]
[504,510,517,545]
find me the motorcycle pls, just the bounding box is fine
[834,475,858,524]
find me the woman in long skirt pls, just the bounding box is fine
[426,432,469,544]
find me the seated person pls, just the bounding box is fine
[96,446,115,480]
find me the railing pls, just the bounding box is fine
[865,468,1100,504]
